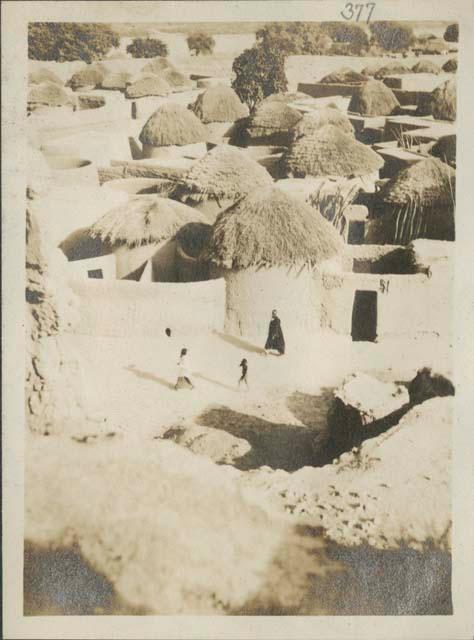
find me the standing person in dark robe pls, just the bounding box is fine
[264,310,285,355]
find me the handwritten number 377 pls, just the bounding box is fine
[341,2,376,22]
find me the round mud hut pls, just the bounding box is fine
[348,79,400,116]
[411,60,442,74]
[430,135,456,168]
[430,79,456,122]
[67,68,104,91]
[191,85,249,124]
[283,124,384,183]
[367,158,455,244]
[361,62,382,77]
[101,71,132,91]
[125,74,170,99]
[27,82,73,112]
[89,195,209,281]
[244,101,302,147]
[374,62,411,79]
[29,68,63,86]
[204,185,343,343]
[291,108,355,140]
[139,103,208,159]
[319,67,366,84]
[171,144,273,219]
[442,58,457,73]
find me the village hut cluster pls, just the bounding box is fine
[28,47,456,345]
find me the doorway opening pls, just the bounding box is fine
[351,290,377,342]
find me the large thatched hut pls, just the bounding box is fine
[283,124,384,182]
[430,79,456,121]
[442,58,457,73]
[27,82,73,111]
[191,85,248,124]
[291,108,354,140]
[139,103,208,159]
[319,67,366,84]
[29,68,63,86]
[101,71,132,91]
[67,68,104,91]
[374,62,411,79]
[87,195,209,281]
[348,79,400,116]
[367,158,455,244]
[244,101,302,146]
[125,74,170,99]
[171,144,273,219]
[411,60,442,74]
[204,185,343,342]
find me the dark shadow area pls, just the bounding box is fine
[194,373,237,393]
[24,542,148,615]
[125,365,175,390]
[128,136,143,160]
[216,332,265,354]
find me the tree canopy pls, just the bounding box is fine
[256,22,332,55]
[369,22,414,52]
[232,45,288,112]
[443,23,459,43]
[186,33,216,55]
[126,38,168,58]
[28,23,119,62]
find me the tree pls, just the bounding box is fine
[28,23,119,62]
[369,21,414,52]
[126,38,168,58]
[256,22,332,55]
[444,23,459,43]
[186,33,216,56]
[232,45,288,112]
[322,22,369,54]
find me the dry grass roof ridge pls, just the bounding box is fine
[291,108,355,140]
[191,85,249,124]
[348,79,400,117]
[139,103,207,147]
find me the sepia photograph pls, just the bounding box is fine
[2,1,474,638]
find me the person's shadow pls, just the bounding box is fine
[216,332,265,354]
[125,365,175,390]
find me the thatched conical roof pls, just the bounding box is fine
[162,68,192,91]
[374,62,411,78]
[377,157,455,209]
[174,145,273,202]
[442,58,457,73]
[29,68,63,86]
[191,85,249,124]
[246,102,302,140]
[319,67,366,84]
[361,62,383,77]
[101,71,132,90]
[139,103,207,147]
[430,79,456,121]
[142,57,175,75]
[125,74,170,99]
[430,135,456,168]
[348,79,400,116]
[284,124,384,179]
[89,195,208,247]
[67,68,104,91]
[205,185,343,270]
[291,109,354,140]
[27,82,71,107]
[411,60,442,74]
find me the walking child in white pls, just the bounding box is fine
[175,348,194,390]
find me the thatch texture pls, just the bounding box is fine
[162,68,192,91]
[101,72,132,91]
[205,185,343,270]
[442,58,457,73]
[291,109,354,140]
[27,82,71,107]
[374,62,411,78]
[139,103,207,147]
[361,62,382,77]
[261,92,309,105]
[142,57,175,74]
[174,145,273,202]
[430,79,456,121]
[191,85,248,124]
[125,74,170,99]
[68,68,104,91]
[245,102,302,143]
[284,124,384,179]
[348,80,400,116]
[411,60,441,74]
[430,135,456,168]
[29,68,63,86]
[89,195,207,247]
[319,67,366,84]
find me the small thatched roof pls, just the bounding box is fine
[361,62,382,77]
[374,62,411,78]
[430,135,456,168]
[174,145,273,202]
[191,85,248,124]
[261,92,309,105]
[89,195,208,247]
[319,67,366,84]
[29,68,63,86]
[377,157,455,209]
[411,60,442,74]
[291,108,354,140]
[139,103,207,147]
[125,74,170,99]
[348,79,400,116]
[162,68,192,91]
[246,102,302,140]
[205,185,343,270]
[442,58,457,73]
[101,71,132,90]
[68,67,104,91]
[142,57,175,75]
[430,78,456,121]
[284,124,384,179]
[27,82,71,107]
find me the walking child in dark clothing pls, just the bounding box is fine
[238,358,249,390]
